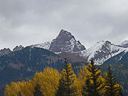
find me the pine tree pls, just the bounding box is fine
[56,58,77,96]
[86,59,103,96]
[104,66,124,96]
[82,76,93,96]
[33,83,44,96]
[19,92,21,96]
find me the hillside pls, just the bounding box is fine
[0,47,64,88]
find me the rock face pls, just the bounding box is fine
[0,48,11,56]
[49,29,86,53]
[13,45,24,52]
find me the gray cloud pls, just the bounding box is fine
[0,0,128,49]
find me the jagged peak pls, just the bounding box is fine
[49,29,86,53]
[58,29,73,38]
[60,29,70,34]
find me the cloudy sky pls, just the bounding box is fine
[0,0,128,50]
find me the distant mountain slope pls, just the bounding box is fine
[104,50,128,64]
[119,40,128,48]
[80,41,127,65]
[30,41,51,50]
[0,47,64,88]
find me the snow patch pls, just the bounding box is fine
[31,42,51,50]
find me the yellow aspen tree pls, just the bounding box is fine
[78,65,91,95]
[4,82,21,96]
[33,67,61,96]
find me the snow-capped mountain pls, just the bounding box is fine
[27,29,86,54]
[30,42,51,50]
[8,29,128,65]
[80,41,128,65]
[119,40,128,48]
[49,29,86,53]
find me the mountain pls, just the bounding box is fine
[80,41,127,65]
[29,29,128,65]
[119,40,128,48]
[30,30,86,54]
[29,29,86,62]
[0,47,64,88]
[0,48,11,56]
[49,29,86,53]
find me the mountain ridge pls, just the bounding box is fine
[80,40,128,65]
[1,29,128,65]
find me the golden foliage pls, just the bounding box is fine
[33,67,61,96]
[4,67,60,96]
[4,80,35,96]
[4,63,123,96]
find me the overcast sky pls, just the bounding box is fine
[0,0,128,50]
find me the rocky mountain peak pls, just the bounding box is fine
[49,29,86,53]
[55,29,75,42]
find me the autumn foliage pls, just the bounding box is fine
[4,60,123,96]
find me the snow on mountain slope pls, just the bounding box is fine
[119,40,128,48]
[30,42,51,50]
[80,41,128,65]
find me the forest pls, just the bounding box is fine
[4,59,123,96]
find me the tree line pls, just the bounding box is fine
[4,59,124,96]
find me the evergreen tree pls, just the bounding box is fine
[33,83,44,96]
[86,59,103,96]
[19,92,21,96]
[104,66,124,96]
[56,58,77,96]
[82,76,93,96]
